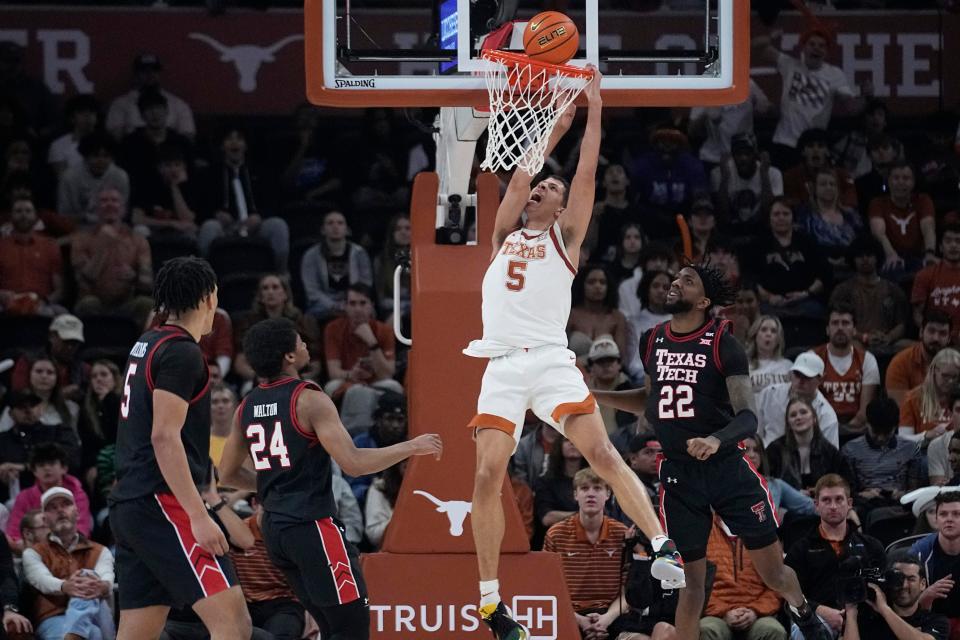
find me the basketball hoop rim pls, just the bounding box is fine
[479,49,594,80]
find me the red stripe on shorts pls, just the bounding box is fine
[315,517,361,604]
[155,493,231,598]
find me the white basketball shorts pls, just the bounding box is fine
[467,344,596,448]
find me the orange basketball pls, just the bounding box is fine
[522,11,579,66]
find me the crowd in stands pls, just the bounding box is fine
[2,4,960,639]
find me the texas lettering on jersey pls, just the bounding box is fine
[500,240,547,260]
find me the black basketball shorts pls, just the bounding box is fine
[111,493,239,610]
[260,513,369,609]
[657,452,780,562]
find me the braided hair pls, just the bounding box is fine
[153,256,218,321]
[687,258,737,313]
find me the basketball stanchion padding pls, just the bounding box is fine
[479,49,593,175]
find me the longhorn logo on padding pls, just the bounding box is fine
[188,33,303,92]
[413,490,472,537]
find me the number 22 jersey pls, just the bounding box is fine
[640,318,749,461]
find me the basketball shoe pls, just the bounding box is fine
[479,602,529,640]
[650,536,686,589]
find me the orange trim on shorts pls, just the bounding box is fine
[468,413,517,436]
[551,393,597,423]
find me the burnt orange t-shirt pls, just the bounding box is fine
[324,317,395,371]
[912,262,960,338]
[899,386,949,434]
[0,233,62,299]
[868,193,935,258]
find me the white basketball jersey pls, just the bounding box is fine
[464,222,576,358]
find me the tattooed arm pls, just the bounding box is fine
[688,375,758,461]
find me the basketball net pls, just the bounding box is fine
[479,49,592,175]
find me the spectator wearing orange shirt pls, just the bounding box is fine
[230,498,306,640]
[543,468,657,640]
[0,195,63,316]
[700,514,786,640]
[900,348,960,439]
[869,162,937,274]
[70,186,153,327]
[913,223,960,337]
[811,304,880,432]
[323,283,403,433]
[886,310,952,406]
[199,308,234,377]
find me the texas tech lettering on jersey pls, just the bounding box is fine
[239,377,336,521]
[642,319,748,461]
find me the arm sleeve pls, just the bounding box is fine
[152,340,206,402]
[928,435,950,478]
[769,167,785,196]
[862,352,881,386]
[22,549,65,595]
[93,547,115,585]
[363,485,393,548]
[817,398,840,447]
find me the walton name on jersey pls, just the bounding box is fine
[253,403,278,418]
[500,240,547,260]
[654,349,709,383]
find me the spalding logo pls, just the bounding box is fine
[335,78,376,88]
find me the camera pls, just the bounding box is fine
[837,557,905,604]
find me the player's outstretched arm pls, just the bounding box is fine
[219,407,258,492]
[592,387,648,414]
[491,104,578,257]
[300,388,443,477]
[151,389,229,556]
[559,66,602,253]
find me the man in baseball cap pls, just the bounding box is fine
[756,351,840,448]
[626,434,663,502]
[49,314,85,343]
[10,314,88,400]
[106,52,195,140]
[587,336,635,435]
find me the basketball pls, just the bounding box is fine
[522,11,579,65]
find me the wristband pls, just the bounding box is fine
[210,499,228,513]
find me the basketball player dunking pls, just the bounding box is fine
[465,67,684,640]
[594,263,831,640]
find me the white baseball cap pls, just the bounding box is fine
[41,486,75,510]
[49,314,85,343]
[791,352,824,378]
[588,335,620,362]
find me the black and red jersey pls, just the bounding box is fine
[641,318,748,461]
[238,377,336,522]
[112,325,211,502]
